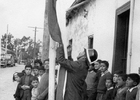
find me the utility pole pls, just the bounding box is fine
[5,25,8,60]
[28,26,43,65]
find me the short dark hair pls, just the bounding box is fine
[25,64,32,69]
[33,66,39,70]
[127,73,140,86]
[114,70,123,75]
[31,76,38,82]
[44,59,49,63]
[39,66,45,71]
[106,76,113,83]
[34,59,42,66]
[96,59,102,64]
[101,60,109,68]
[118,74,127,81]
[13,72,24,81]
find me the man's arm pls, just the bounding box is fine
[56,46,82,72]
[37,88,48,100]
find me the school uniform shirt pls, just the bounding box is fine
[103,86,114,100]
[114,86,128,100]
[136,84,140,100]
[85,70,97,92]
[56,46,89,100]
[125,86,138,100]
[97,71,112,94]
[31,88,38,100]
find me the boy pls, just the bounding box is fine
[85,63,98,100]
[19,65,34,100]
[37,59,49,100]
[126,73,140,100]
[38,67,45,81]
[103,77,114,100]
[114,74,128,100]
[31,76,39,100]
[33,66,39,77]
[96,60,112,100]
[112,70,123,100]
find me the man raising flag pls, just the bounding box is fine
[48,0,98,100]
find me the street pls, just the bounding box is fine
[0,64,25,100]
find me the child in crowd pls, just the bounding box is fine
[103,77,114,100]
[112,70,123,100]
[34,59,42,69]
[114,74,128,100]
[13,72,24,100]
[32,66,39,80]
[19,64,34,100]
[85,63,98,100]
[31,76,39,100]
[96,60,112,100]
[126,73,140,100]
[38,67,45,81]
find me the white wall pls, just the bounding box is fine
[130,0,140,73]
[57,0,140,73]
[67,0,116,71]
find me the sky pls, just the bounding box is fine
[0,0,45,42]
[0,0,74,42]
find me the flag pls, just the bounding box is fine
[48,0,62,43]
[48,0,66,100]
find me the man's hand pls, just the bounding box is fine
[55,42,63,49]
[21,85,30,90]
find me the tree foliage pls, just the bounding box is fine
[1,34,41,61]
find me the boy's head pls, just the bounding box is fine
[126,73,140,88]
[13,72,24,82]
[100,60,109,72]
[44,59,49,70]
[25,65,32,75]
[106,77,113,89]
[39,66,45,76]
[94,59,102,70]
[31,76,39,88]
[113,70,123,83]
[33,66,39,76]
[117,74,127,88]
[34,59,42,67]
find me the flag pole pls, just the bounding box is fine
[48,36,56,100]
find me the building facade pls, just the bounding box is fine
[58,0,140,74]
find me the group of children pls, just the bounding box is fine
[12,58,140,100]
[85,59,140,100]
[13,59,50,100]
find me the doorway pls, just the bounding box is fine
[112,2,130,74]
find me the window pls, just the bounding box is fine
[88,35,94,49]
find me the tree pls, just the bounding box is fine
[1,33,14,51]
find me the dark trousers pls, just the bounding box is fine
[86,90,97,100]
[21,91,31,100]
[96,93,104,100]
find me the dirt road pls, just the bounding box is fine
[0,64,25,100]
